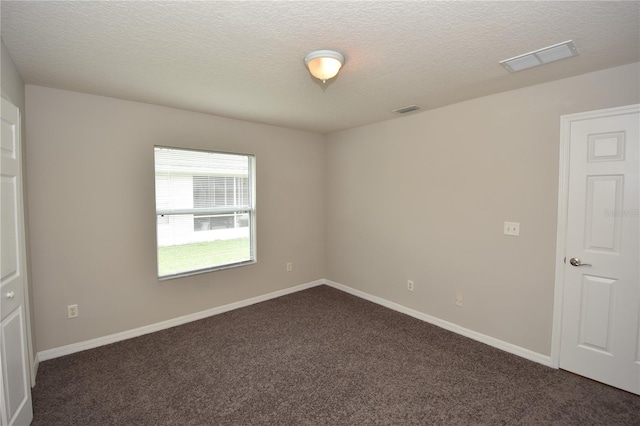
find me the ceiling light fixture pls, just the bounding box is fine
[499,40,579,73]
[304,50,345,83]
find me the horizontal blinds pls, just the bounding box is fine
[154,146,250,177]
[156,207,251,216]
[154,146,253,213]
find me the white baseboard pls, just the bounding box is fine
[37,278,551,369]
[37,279,324,362]
[323,279,552,367]
[31,354,39,388]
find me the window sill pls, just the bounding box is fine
[157,259,257,281]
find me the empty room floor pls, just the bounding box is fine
[31,286,640,425]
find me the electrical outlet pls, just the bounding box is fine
[67,304,79,318]
[407,280,414,291]
[455,292,463,307]
[504,221,520,236]
[286,262,292,272]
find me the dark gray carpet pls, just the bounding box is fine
[32,285,639,425]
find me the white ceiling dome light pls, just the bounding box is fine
[304,50,345,83]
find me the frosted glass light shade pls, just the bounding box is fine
[304,50,345,83]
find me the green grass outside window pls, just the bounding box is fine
[158,237,250,277]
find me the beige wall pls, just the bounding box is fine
[2,40,25,108]
[25,86,326,351]
[325,62,640,356]
[23,62,640,357]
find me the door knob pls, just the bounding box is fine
[569,257,592,267]
[5,291,15,299]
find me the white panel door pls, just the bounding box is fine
[560,105,639,395]
[0,98,33,425]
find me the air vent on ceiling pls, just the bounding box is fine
[499,40,579,73]
[393,105,422,114]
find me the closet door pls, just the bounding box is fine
[1,97,33,425]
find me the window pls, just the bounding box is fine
[154,146,256,279]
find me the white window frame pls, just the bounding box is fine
[154,146,256,280]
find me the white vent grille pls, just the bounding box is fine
[499,40,579,73]
[393,105,422,114]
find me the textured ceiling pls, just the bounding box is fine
[1,1,639,134]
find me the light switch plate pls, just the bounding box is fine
[504,221,520,236]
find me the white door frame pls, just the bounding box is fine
[550,103,640,368]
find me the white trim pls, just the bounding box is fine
[551,104,640,369]
[557,104,640,123]
[323,280,552,367]
[38,277,553,367]
[31,354,39,388]
[550,110,572,368]
[37,280,324,361]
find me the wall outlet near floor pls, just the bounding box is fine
[67,304,79,318]
[504,221,520,236]
[407,280,414,291]
[455,292,463,307]
[286,262,292,272]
